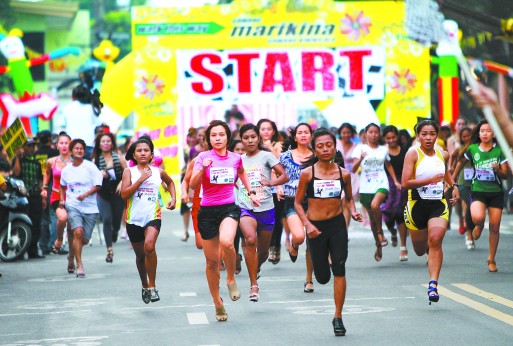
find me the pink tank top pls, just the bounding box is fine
[50,161,64,204]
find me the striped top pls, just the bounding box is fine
[126,166,162,227]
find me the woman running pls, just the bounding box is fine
[402,120,459,303]
[59,139,103,278]
[295,128,362,336]
[450,126,475,249]
[381,125,409,261]
[257,119,285,265]
[280,123,315,293]
[190,120,259,322]
[238,124,289,302]
[337,123,359,228]
[121,137,177,303]
[352,123,400,262]
[92,132,127,263]
[41,132,74,272]
[452,119,508,272]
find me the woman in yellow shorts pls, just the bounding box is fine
[402,120,459,304]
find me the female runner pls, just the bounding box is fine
[295,128,362,336]
[337,123,359,228]
[402,120,459,303]
[41,132,74,272]
[190,120,259,322]
[453,120,508,272]
[352,123,400,262]
[121,138,176,303]
[238,124,289,302]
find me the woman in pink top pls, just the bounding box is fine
[190,120,259,322]
[41,132,74,273]
[337,123,360,228]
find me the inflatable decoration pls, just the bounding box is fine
[0,29,80,135]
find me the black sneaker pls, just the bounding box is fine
[332,317,346,336]
[141,288,151,304]
[150,288,160,302]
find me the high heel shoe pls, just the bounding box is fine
[289,242,299,263]
[428,280,439,304]
[67,255,75,274]
[399,246,408,262]
[106,248,113,263]
[249,285,259,302]
[488,260,498,272]
[181,232,189,242]
[374,242,382,262]
[332,317,346,336]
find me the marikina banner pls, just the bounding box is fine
[128,0,430,177]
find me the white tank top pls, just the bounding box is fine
[410,147,446,200]
[126,166,162,227]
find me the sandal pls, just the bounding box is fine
[378,232,388,247]
[181,232,189,242]
[227,282,241,301]
[267,246,276,263]
[428,280,439,304]
[67,256,75,274]
[374,243,382,262]
[391,233,398,247]
[399,246,408,262]
[272,248,281,265]
[215,303,228,322]
[249,285,259,302]
[289,242,299,263]
[76,265,85,278]
[106,248,113,263]
[488,260,498,273]
[304,281,314,293]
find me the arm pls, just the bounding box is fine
[342,169,362,222]
[496,161,509,179]
[59,184,66,209]
[40,159,53,199]
[77,185,101,201]
[294,169,320,238]
[161,169,177,210]
[452,155,469,182]
[181,159,195,204]
[12,156,21,177]
[190,156,210,190]
[384,160,400,189]
[442,151,459,205]
[352,157,362,173]
[120,166,152,200]
[261,163,289,187]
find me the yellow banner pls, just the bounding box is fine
[130,0,431,177]
[0,118,27,160]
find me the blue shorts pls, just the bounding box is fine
[284,197,308,218]
[240,208,275,231]
[65,206,98,240]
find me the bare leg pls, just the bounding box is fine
[470,201,486,240]
[73,227,85,267]
[286,214,306,258]
[409,227,428,256]
[53,208,68,248]
[131,241,148,287]
[240,217,258,286]
[182,211,190,240]
[487,207,502,271]
[257,231,273,268]
[144,227,159,287]
[202,235,223,307]
[427,218,448,282]
[219,217,238,286]
[305,246,314,289]
[334,276,347,318]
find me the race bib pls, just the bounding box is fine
[364,171,380,183]
[476,168,495,181]
[463,168,474,181]
[417,182,444,199]
[247,170,262,187]
[69,183,87,196]
[210,167,234,184]
[313,180,341,198]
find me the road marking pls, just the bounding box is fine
[0,336,108,346]
[187,312,209,325]
[0,309,92,318]
[452,283,513,309]
[180,292,198,297]
[424,284,513,327]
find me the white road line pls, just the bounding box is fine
[187,312,209,325]
[0,309,92,318]
[180,292,198,297]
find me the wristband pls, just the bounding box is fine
[451,184,459,188]
[247,190,257,196]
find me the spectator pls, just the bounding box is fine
[224,104,245,131]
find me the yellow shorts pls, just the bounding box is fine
[403,199,449,231]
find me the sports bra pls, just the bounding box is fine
[306,164,344,199]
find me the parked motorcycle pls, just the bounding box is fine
[0,177,32,262]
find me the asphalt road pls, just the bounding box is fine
[1,209,513,346]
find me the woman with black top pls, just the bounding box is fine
[381,125,409,261]
[92,132,127,263]
[295,128,362,336]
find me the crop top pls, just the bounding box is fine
[306,165,344,199]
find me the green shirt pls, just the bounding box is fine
[464,143,506,193]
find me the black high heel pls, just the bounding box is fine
[289,242,299,263]
[332,317,346,336]
[428,280,439,304]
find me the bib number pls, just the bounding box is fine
[476,168,495,182]
[210,167,234,184]
[463,168,474,181]
[313,180,341,198]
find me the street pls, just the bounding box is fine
[1,209,513,346]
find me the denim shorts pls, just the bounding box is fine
[284,197,308,218]
[240,208,275,231]
[66,206,98,240]
[198,203,241,240]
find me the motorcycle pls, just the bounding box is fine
[0,177,32,262]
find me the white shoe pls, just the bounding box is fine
[465,239,475,250]
[399,246,408,261]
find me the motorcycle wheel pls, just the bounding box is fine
[0,221,32,262]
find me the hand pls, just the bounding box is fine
[58,201,65,209]
[116,184,122,195]
[138,167,152,182]
[182,194,190,204]
[202,158,213,169]
[431,173,444,184]
[250,193,261,207]
[449,187,460,205]
[102,170,109,179]
[470,83,499,109]
[77,194,86,201]
[167,198,176,210]
[492,163,499,173]
[40,189,47,199]
[276,186,284,201]
[305,223,321,239]
[394,181,401,190]
[260,173,271,187]
[360,152,367,160]
[351,210,363,222]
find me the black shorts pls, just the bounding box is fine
[51,200,60,211]
[404,199,449,231]
[180,202,190,215]
[126,219,162,243]
[198,203,241,240]
[471,191,504,209]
